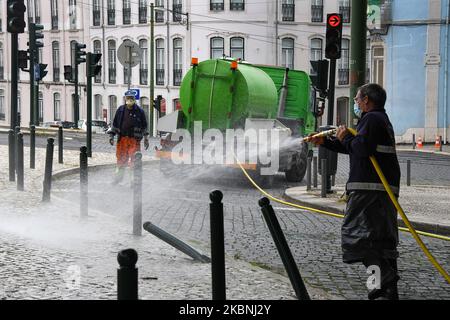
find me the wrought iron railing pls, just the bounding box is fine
[210,2,224,11]
[230,1,245,11]
[156,8,164,22]
[173,69,182,86]
[109,68,116,84]
[338,68,349,85]
[282,4,295,21]
[53,68,60,82]
[123,8,131,24]
[139,7,147,23]
[311,5,323,22]
[156,69,164,85]
[93,10,101,26]
[107,10,115,25]
[51,16,58,29]
[140,69,148,85]
[173,4,182,22]
[339,6,351,23]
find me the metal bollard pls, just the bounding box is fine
[306,156,312,191]
[58,126,63,164]
[30,125,36,169]
[313,156,318,188]
[331,175,335,187]
[8,129,15,182]
[440,135,443,152]
[42,138,54,202]
[210,190,226,300]
[17,132,24,191]
[80,146,88,218]
[14,126,20,173]
[412,133,416,150]
[117,249,138,300]
[133,152,143,236]
[259,197,310,300]
[321,159,327,198]
[406,159,411,187]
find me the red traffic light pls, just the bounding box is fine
[327,14,341,28]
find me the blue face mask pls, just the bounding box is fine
[353,103,362,118]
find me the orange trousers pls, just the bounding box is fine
[116,136,141,168]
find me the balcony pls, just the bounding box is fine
[108,68,116,84]
[53,68,60,82]
[339,6,351,23]
[93,10,101,26]
[107,10,115,25]
[338,68,349,85]
[173,4,182,22]
[139,7,147,24]
[140,69,148,85]
[156,69,164,85]
[95,71,101,84]
[35,16,41,24]
[230,1,244,11]
[123,8,131,25]
[0,66,4,80]
[173,69,182,86]
[156,7,164,23]
[51,16,58,30]
[282,4,295,22]
[311,5,323,22]
[0,112,4,121]
[210,2,224,11]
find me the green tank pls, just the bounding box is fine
[179,59,279,131]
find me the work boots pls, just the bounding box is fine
[364,257,400,300]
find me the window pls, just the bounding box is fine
[230,0,244,11]
[38,91,43,123]
[336,97,349,126]
[156,39,165,85]
[70,41,77,71]
[141,97,149,122]
[0,42,4,80]
[124,66,132,85]
[94,94,102,120]
[339,0,351,23]
[311,0,323,22]
[0,0,2,32]
[34,0,41,24]
[139,0,148,24]
[338,39,350,85]
[155,0,164,23]
[281,38,294,70]
[0,89,5,120]
[17,91,21,114]
[310,38,322,72]
[210,0,224,11]
[54,93,61,121]
[210,37,224,59]
[69,0,77,29]
[173,38,183,86]
[282,0,294,22]
[366,39,371,83]
[123,0,131,25]
[94,40,102,83]
[139,39,148,85]
[230,37,244,60]
[51,0,58,30]
[372,46,384,87]
[107,0,115,25]
[27,0,34,24]
[108,40,116,84]
[52,41,60,82]
[173,0,182,22]
[108,95,117,124]
[174,98,181,110]
[93,0,101,26]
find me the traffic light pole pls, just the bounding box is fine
[149,3,154,137]
[86,53,92,157]
[349,0,368,128]
[327,59,336,126]
[74,62,79,128]
[9,33,18,178]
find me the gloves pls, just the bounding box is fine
[144,138,149,150]
[109,137,114,146]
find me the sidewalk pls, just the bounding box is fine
[0,145,333,300]
[284,184,450,237]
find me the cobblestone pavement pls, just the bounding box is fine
[52,163,450,300]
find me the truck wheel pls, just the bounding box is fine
[285,143,308,182]
[248,165,274,189]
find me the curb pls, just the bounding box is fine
[283,190,450,237]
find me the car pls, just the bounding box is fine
[61,121,77,129]
[40,121,62,128]
[77,119,108,133]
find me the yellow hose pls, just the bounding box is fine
[234,129,450,284]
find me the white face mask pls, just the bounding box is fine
[353,103,362,118]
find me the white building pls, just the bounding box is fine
[0,0,354,133]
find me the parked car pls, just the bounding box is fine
[61,121,77,129]
[77,119,108,133]
[40,121,61,128]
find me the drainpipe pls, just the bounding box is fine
[275,0,279,65]
[444,0,450,144]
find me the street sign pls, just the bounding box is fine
[328,14,341,28]
[117,40,142,68]
[125,88,141,100]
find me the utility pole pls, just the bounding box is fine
[349,0,368,128]
[74,42,86,128]
[86,52,102,157]
[149,3,154,137]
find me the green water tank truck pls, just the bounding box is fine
[155,58,317,186]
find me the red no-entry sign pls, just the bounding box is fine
[328,14,341,27]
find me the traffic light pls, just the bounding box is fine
[310,60,329,94]
[325,13,343,60]
[154,95,163,112]
[35,63,47,81]
[64,65,74,82]
[29,23,44,55]
[18,50,28,70]
[75,43,87,65]
[87,53,102,77]
[7,0,26,33]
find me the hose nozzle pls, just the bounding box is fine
[303,128,337,142]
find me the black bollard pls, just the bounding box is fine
[17,132,24,191]
[321,159,327,198]
[407,159,411,187]
[259,197,310,300]
[42,138,54,202]
[440,135,443,152]
[58,126,63,164]
[313,156,318,188]
[80,146,88,218]
[117,249,138,300]
[210,190,226,300]
[8,129,15,182]
[331,175,335,187]
[306,156,312,191]
[412,133,416,150]
[14,126,20,174]
[133,152,143,236]
[30,125,35,169]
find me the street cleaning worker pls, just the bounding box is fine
[308,83,401,300]
[108,90,150,183]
